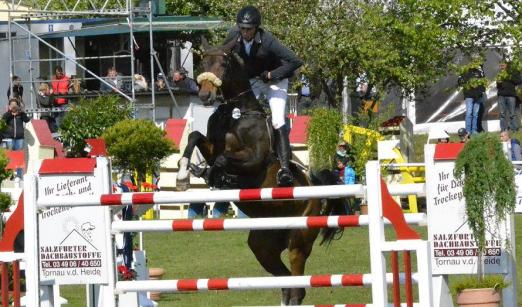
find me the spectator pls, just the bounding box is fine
[500,130,522,161]
[7,75,23,101]
[223,5,303,186]
[457,128,469,143]
[497,61,522,132]
[133,74,148,92]
[155,73,167,91]
[36,83,57,133]
[458,63,486,135]
[2,98,30,178]
[333,157,346,183]
[51,66,70,128]
[172,68,198,94]
[100,66,122,92]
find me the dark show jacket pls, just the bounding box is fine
[224,28,303,81]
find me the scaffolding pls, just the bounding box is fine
[3,0,186,122]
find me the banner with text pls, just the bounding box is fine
[37,173,109,284]
[426,145,509,275]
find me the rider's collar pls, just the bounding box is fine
[236,30,262,44]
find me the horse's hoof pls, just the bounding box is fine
[175,179,190,191]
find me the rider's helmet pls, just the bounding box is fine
[236,6,261,28]
[457,128,467,137]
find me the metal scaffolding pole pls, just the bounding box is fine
[148,0,155,122]
[10,20,135,102]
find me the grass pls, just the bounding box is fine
[59,215,522,306]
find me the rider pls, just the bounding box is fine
[224,5,303,187]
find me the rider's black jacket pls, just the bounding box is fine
[224,28,303,81]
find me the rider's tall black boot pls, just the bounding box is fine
[275,126,293,187]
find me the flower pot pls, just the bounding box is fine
[456,288,501,307]
[148,267,165,301]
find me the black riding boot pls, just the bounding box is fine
[275,126,293,187]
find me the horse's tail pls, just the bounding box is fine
[310,169,349,246]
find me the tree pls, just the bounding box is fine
[167,0,503,107]
[102,119,175,187]
[59,95,132,156]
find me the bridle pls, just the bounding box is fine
[197,50,257,103]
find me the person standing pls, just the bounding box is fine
[36,83,57,133]
[51,65,70,128]
[2,99,30,178]
[7,75,23,101]
[497,61,522,132]
[458,63,486,135]
[223,5,303,186]
[500,130,522,161]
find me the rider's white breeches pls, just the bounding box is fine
[250,78,288,129]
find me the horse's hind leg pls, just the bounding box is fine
[286,229,319,305]
[248,230,293,305]
[176,131,213,191]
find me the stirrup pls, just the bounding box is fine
[277,168,293,187]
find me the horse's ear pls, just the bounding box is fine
[222,38,237,54]
[200,35,210,52]
[232,51,245,67]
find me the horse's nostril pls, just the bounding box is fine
[199,92,210,102]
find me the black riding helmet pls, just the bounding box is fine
[237,6,261,28]
[457,128,467,137]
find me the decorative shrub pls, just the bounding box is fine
[454,132,516,255]
[307,108,343,171]
[102,119,176,186]
[59,95,132,156]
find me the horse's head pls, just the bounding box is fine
[197,49,228,106]
[197,38,249,106]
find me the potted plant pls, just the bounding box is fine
[453,132,516,306]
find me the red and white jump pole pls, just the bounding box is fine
[115,272,419,293]
[36,183,425,208]
[111,214,426,233]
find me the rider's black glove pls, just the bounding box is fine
[260,71,271,83]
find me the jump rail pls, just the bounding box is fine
[36,183,426,208]
[115,272,420,293]
[111,213,427,233]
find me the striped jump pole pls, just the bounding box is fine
[36,183,425,208]
[111,213,427,233]
[115,273,419,294]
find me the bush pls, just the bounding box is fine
[59,95,132,156]
[452,275,508,294]
[307,108,343,171]
[103,119,176,184]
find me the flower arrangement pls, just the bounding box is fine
[141,182,158,192]
[117,265,137,281]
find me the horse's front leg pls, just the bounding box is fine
[176,131,214,191]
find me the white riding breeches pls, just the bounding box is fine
[250,78,288,129]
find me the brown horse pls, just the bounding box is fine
[175,39,345,305]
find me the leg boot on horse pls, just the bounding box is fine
[275,126,293,187]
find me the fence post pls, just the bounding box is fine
[366,160,387,306]
[23,174,40,306]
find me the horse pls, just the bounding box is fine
[175,38,346,305]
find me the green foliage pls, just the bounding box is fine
[0,119,7,137]
[454,133,516,253]
[103,119,176,183]
[0,148,13,184]
[306,108,343,171]
[0,192,12,213]
[452,275,508,294]
[59,95,132,156]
